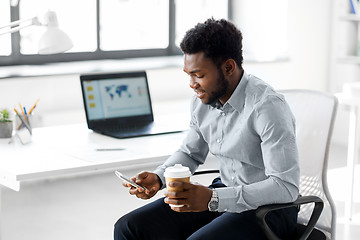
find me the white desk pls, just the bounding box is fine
[336,93,360,221]
[1,123,188,191]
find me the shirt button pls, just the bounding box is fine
[221,112,226,116]
[216,139,221,143]
[231,176,235,181]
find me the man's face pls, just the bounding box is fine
[183,52,229,105]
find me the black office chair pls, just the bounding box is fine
[194,90,338,240]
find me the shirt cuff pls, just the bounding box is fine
[215,186,246,213]
[153,168,166,189]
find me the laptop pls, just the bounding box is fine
[80,71,187,139]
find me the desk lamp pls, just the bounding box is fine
[0,10,73,54]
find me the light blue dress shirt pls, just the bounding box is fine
[154,72,300,213]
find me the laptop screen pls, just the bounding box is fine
[80,71,152,121]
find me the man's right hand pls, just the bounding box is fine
[123,171,162,199]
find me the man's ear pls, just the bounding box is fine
[223,59,236,76]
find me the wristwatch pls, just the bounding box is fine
[208,189,219,212]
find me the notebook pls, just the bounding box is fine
[80,71,187,139]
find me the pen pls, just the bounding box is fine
[95,148,125,151]
[28,99,40,114]
[23,106,27,115]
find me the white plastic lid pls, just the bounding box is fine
[164,164,191,178]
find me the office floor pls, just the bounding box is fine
[1,142,359,240]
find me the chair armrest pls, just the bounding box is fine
[255,195,324,240]
[193,169,220,175]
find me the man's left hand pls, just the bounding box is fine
[164,181,213,212]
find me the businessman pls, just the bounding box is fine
[114,18,300,240]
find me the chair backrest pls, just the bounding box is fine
[280,90,338,239]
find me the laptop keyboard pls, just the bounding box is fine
[100,123,152,133]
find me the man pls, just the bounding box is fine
[114,18,299,240]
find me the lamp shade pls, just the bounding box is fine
[37,10,73,55]
[38,26,73,54]
[0,10,73,54]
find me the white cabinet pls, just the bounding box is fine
[338,14,360,62]
[329,0,360,92]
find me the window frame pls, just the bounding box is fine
[0,0,233,67]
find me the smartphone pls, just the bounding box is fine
[115,171,147,191]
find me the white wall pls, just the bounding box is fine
[233,0,350,146]
[233,0,333,91]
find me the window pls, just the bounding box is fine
[100,0,169,51]
[0,2,11,56]
[175,0,229,46]
[0,0,231,66]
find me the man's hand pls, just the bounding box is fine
[123,171,161,200]
[164,181,213,212]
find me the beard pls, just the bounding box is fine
[204,69,228,105]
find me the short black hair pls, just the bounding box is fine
[180,18,243,68]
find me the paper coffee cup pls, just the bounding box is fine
[164,164,191,207]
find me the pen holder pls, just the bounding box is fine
[15,114,32,144]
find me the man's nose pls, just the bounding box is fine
[189,78,199,89]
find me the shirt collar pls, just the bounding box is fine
[209,71,248,112]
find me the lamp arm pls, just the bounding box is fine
[0,10,72,54]
[0,16,40,36]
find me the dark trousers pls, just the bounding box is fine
[114,179,298,240]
